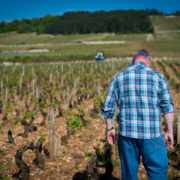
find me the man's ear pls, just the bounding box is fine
[147,58,150,67]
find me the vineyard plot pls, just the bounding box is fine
[0,60,180,180]
[0,61,128,180]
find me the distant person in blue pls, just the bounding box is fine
[101,49,174,180]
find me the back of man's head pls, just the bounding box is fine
[132,49,151,62]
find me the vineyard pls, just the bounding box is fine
[1,41,180,62]
[0,59,180,180]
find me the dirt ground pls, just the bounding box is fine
[0,62,180,180]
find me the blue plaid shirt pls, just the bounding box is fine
[101,61,175,139]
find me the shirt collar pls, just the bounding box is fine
[130,61,147,67]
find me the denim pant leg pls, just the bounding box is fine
[118,134,140,180]
[139,134,168,180]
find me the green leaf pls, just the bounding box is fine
[85,152,92,159]
[9,128,13,133]
[41,134,47,143]
[13,120,19,125]
[0,165,3,170]
[19,149,23,153]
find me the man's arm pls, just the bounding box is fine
[164,112,174,149]
[160,77,175,149]
[105,118,116,145]
[101,77,117,145]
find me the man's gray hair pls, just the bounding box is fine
[132,49,152,62]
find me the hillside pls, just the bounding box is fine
[150,15,180,31]
[0,32,150,45]
[1,15,180,45]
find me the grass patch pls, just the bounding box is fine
[62,142,68,147]
[112,160,120,169]
[0,150,7,155]
[150,15,180,31]
[1,41,180,62]
[0,32,149,45]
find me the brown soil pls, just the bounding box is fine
[0,62,180,180]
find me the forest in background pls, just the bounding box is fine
[44,10,153,34]
[0,9,169,35]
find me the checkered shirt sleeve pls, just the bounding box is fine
[101,77,117,119]
[160,76,175,113]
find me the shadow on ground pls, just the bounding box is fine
[72,168,119,180]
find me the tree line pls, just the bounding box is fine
[44,10,153,34]
[0,8,178,35]
[145,8,180,16]
[0,14,59,34]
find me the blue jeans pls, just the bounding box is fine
[118,133,168,180]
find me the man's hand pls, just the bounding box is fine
[164,112,174,150]
[107,129,116,145]
[164,132,173,149]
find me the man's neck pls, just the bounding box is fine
[134,57,150,67]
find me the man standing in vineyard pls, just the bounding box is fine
[101,49,175,180]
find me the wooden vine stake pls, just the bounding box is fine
[61,63,63,72]
[174,74,176,81]
[5,87,8,102]
[22,65,25,76]
[61,75,63,86]
[6,75,8,83]
[19,76,22,90]
[98,86,100,96]
[33,79,35,92]
[74,80,76,91]
[1,80,3,89]
[56,70,59,76]
[54,138,58,157]
[67,86,69,110]
[36,87,39,98]
[49,106,55,160]
[50,74,52,82]
[32,67,33,76]
[177,108,180,144]
[65,104,67,111]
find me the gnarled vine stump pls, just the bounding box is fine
[39,108,48,126]
[8,130,15,144]
[0,101,3,114]
[15,109,20,119]
[87,154,98,179]
[2,113,8,125]
[33,137,45,169]
[13,142,35,180]
[58,103,63,117]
